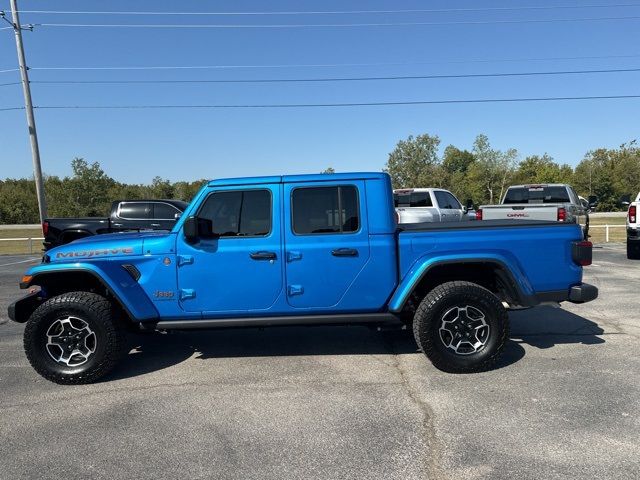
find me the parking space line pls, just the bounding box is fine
[0,257,39,268]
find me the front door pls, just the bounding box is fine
[176,185,283,314]
[434,191,464,222]
[283,182,370,309]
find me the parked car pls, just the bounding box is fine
[9,172,597,384]
[624,192,640,259]
[393,188,470,223]
[477,184,589,236]
[42,199,188,250]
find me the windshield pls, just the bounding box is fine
[503,186,570,204]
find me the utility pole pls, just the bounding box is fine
[8,0,47,223]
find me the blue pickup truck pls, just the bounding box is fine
[8,172,597,384]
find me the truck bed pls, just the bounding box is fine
[397,219,584,296]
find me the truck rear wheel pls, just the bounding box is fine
[413,281,509,373]
[627,239,640,260]
[24,292,125,384]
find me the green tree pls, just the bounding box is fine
[512,154,574,185]
[441,146,476,204]
[384,133,442,188]
[65,158,117,216]
[466,134,519,204]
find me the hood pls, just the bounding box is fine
[45,231,169,263]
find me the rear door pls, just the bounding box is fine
[113,202,152,231]
[283,182,370,309]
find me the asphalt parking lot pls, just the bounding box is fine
[1,246,638,480]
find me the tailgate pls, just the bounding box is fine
[482,204,559,221]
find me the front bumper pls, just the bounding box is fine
[7,290,42,323]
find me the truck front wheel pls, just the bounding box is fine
[413,281,509,373]
[23,292,126,384]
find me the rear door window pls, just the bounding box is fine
[118,202,151,220]
[292,186,359,234]
[394,191,433,207]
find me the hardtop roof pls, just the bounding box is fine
[207,172,388,187]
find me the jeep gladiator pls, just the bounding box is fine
[8,172,598,384]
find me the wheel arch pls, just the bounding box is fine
[389,256,537,313]
[20,264,158,323]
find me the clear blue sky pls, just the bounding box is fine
[1,0,638,183]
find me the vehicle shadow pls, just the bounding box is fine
[509,305,605,349]
[104,306,605,381]
[104,325,420,382]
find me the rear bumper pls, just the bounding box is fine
[536,283,598,305]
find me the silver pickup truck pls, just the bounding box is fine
[478,184,589,233]
[393,188,472,223]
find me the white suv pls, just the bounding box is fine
[393,188,471,224]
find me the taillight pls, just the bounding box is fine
[572,240,592,266]
[557,207,567,222]
[476,209,483,220]
[42,221,49,236]
[630,205,637,223]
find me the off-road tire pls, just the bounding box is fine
[413,281,509,373]
[627,239,640,260]
[24,292,125,384]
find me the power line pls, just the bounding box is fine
[0,106,24,111]
[4,95,637,111]
[0,81,20,86]
[14,4,640,16]
[21,67,640,86]
[21,53,640,73]
[33,15,640,29]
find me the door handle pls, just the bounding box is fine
[331,248,358,257]
[112,223,123,227]
[150,223,161,227]
[250,251,277,260]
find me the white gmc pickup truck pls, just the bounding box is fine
[478,184,589,231]
[626,192,640,259]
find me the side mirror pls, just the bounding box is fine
[184,215,216,243]
[183,216,199,243]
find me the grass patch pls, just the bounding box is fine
[585,216,627,243]
[0,228,44,255]
[588,216,627,226]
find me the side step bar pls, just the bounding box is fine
[147,313,402,331]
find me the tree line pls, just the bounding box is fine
[0,159,206,224]
[384,133,639,211]
[1,134,639,224]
